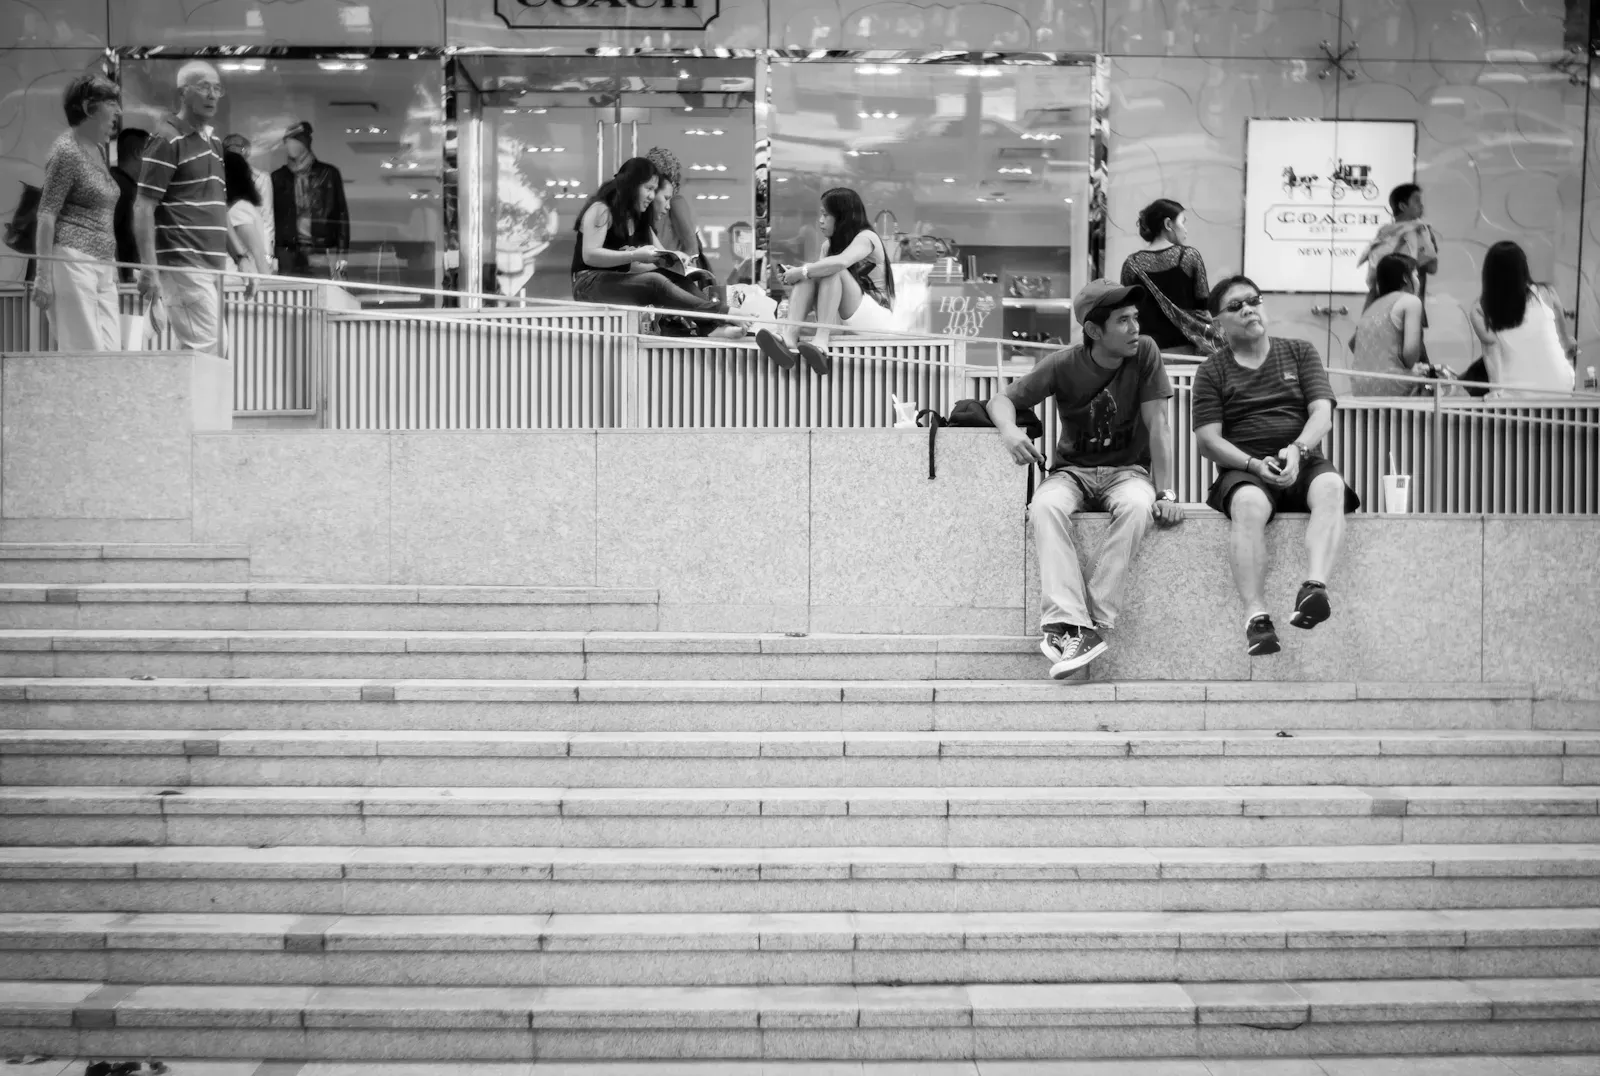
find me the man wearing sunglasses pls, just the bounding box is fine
[1192,277,1361,656]
[990,279,1184,679]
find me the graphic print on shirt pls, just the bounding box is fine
[1068,384,1131,454]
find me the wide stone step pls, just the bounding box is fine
[0,584,660,631]
[4,908,1598,987]
[0,630,1053,680]
[3,728,1594,789]
[0,543,250,584]
[7,784,1598,848]
[0,1061,1590,1076]
[0,678,1563,734]
[4,977,1598,1060]
[2,844,1595,915]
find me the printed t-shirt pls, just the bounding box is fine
[1003,336,1173,469]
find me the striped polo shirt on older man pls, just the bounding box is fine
[137,114,228,269]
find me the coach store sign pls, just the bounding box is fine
[1243,119,1418,294]
[496,0,720,29]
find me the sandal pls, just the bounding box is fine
[796,341,832,376]
[754,329,798,370]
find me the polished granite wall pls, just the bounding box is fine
[0,0,1593,361]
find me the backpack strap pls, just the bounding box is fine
[915,409,944,480]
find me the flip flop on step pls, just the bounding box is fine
[796,341,832,375]
[754,329,798,370]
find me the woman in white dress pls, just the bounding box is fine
[223,149,270,288]
[1470,241,1578,398]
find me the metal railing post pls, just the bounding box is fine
[1430,385,1443,513]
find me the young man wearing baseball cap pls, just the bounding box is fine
[988,279,1185,678]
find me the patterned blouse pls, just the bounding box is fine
[39,131,119,261]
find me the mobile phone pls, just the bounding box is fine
[1263,456,1284,475]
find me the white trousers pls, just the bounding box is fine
[47,252,119,351]
[162,266,224,357]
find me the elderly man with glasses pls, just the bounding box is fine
[134,59,238,356]
[1191,276,1361,657]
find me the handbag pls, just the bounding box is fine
[4,183,41,253]
[889,233,961,265]
[121,299,154,351]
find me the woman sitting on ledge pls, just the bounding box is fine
[570,156,725,324]
[757,186,896,375]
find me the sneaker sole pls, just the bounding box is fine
[1248,636,1281,656]
[1291,589,1331,630]
[1050,639,1108,678]
[1039,638,1065,665]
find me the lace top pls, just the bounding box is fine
[1121,245,1209,351]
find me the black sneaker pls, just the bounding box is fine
[1246,614,1280,656]
[755,329,799,370]
[1290,580,1331,629]
[1050,626,1107,678]
[1039,622,1072,665]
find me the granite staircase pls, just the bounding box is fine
[1,545,1599,1067]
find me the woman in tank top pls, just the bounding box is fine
[1470,241,1577,398]
[570,157,725,324]
[1350,253,1426,396]
[755,187,896,376]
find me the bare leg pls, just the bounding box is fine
[1227,486,1273,621]
[1304,472,1347,583]
[813,272,844,349]
[784,278,816,347]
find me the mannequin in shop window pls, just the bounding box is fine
[571,155,729,328]
[755,186,896,376]
[271,121,349,279]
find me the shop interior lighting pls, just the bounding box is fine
[1021,132,1061,141]
[523,147,566,154]
[544,179,581,187]
[695,194,731,200]
[685,128,724,136]
[997,166,1033,175]
[854,64,900,75]
[218,59,265,73]
[318,60,368,72]
[345,126,388,135]
[957,65,1002,78]
[856,111,899,119]
[689,163,728,171]
[942,177,956,183]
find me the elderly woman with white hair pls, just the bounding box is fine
[134,59,238,356]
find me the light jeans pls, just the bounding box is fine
[1031,464,1156,632]
[161,266,224,357]
[47,251,119,351]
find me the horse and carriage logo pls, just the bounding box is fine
[1281,159,1380,200]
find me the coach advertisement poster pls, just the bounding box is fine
[1243,119,1418,294]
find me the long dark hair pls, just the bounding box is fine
[821,186,895,302]
[1137,198,1184,242]
[1480,240,1535,333]
[574,156,658,239]
[223,150,259,207]
[1373,253,1417,299]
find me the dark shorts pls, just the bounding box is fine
[1206,455,1362,520]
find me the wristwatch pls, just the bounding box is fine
[1292,440,1312,455]
[1156,489,1177,503]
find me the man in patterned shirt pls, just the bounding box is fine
[1192,276,1361,657]
[134,60,241,356]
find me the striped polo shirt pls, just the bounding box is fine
[137,114,228,270]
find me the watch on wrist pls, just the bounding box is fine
[1156,489,1177,503]
[1292,440,1311,455]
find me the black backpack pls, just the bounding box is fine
[916,398,1044,484]
[4,183,41,254]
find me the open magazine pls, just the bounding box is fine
[652,248,717,289]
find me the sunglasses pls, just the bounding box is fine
[1223,294,1263,314]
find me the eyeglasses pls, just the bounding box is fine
[190,83,225,99]
[1222,294,1263,314]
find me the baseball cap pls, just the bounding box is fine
[1072,279,1145,325]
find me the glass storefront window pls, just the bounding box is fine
[461,56,756,302]
[118,57,445,305]
[768,61,1092,359]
